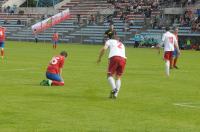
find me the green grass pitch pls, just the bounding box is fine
[0,41,200,132]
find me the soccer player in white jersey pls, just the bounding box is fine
[159,27,180,76]
[97,36,126,99]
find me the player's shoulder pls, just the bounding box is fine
[57,55,65,62]
[105,39,114,45]
[170,32,176,38]
[106,39,116,43]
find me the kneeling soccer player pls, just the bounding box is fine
[40,51,68,86]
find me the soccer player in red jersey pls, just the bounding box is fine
[40,51,68,86]
[0,26,6,59]
[172,27,179,69]
[52,31,59,49]
[97,36,126,99]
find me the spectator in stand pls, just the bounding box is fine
[89,14,95,25]
[41,15,45,20]
[187,0,192,5]
[6,6,10,13]
[196,23,200,31]
[96,12,101,25]
[107,15,114,25]
[120,13,124,20]
[10,6,14,15]
[129,20,134,26]
[17,19,21,25]
[3,20,8,25]
[191,21,197,32]
[197,9,200,16]
[77,14,80,25]
[107,0,111,3]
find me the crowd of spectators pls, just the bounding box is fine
[2,19,23,25]
[159,0,196,7]
[106,0,199,31]
[109,0,160,17]
[191,10,200,32]
[106,0,162,29]
[170,9,200,32]
[1,5,17,14]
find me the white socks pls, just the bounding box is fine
[165,60,170,76]
[108,76,116,91]
[48,80,52,86]
[108,77,122,97]
[115,79,121,97]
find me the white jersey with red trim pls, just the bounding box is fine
[105,39,126,59]
[161,31,178,51]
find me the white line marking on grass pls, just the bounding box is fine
[173,103,200,109]
[0,68,38,72]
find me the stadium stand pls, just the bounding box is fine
[1,0,200,46]
[36,0,62,7]
[6,0,113,42]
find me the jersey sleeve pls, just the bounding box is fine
[173,35,178,47]
[59,57,65,68]
[160,34,165,46]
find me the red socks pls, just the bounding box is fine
[52,81,64,86]
[1,49,4,58]
[173,58,178,67]
[53,44,57,49]
[170,58,173,68]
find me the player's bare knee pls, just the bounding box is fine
[107,73,113,78]
[116,75,121,80]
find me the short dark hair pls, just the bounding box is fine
[165,27,170,31]
[60,51,68,58]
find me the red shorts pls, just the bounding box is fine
[108,56,126,76]
[164,51,173,61]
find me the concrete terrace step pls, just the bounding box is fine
[82,28,123,32]
[7,36,70,42]
[83,39,103,43]
[71,33,126,37]
[1,24,25,27]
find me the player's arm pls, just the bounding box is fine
[59,68,62,75]
[174,36,181,55]
[157,41,163,54]
[157,34,165,54]
[97,45,108,63]
[59,68,64,82]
